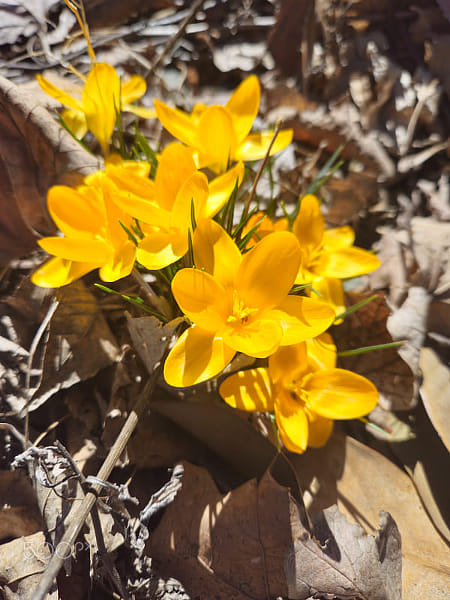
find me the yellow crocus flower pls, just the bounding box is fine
[220,333,378,453]
[163,219,335,387]
[37,63,154,155]
[154,75,293,173]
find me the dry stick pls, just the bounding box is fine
[241,121,282,222]
[145,0,205,79]
[33,369,160,600]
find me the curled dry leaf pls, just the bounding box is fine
[420,347,450,452]
[150,461,401,600]
[0,75,100,265]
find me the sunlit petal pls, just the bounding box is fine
[99,240,136,281]
[154,143,197,211]
[47,185,104,238]
[38,236,109,263]
[137,230,186,270]
[304,369,378,419]
[193,219,242,289]
[306,333,336,370]
[292,194,324,249]
[61,108,87,138]
[219,368,274,411]
[36,75,83,111]
[306,411,334,447]
[121,75,146,104]
[82,63,121,154]
[225,75,260,144]
[235,129,293,161]
[323,226,355,251]
[172,269,229,331]
[196,106,236,173]
[112,190,171,228]
[274,386,309,453]
[164,326,235,387]
[203,162,244,218]
[154,99,197,147]
[171,172,209,230]
[309,277,345,317]
[267,295,335,345]
[222,318,282,357]
[237,232,300,310]
[124,104,156,118]
[322,247,381,278]
[268,343,308,385]
[31,257,96,288]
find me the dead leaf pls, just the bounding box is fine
[291,433,450,600]
[0,75,100,264]
[332,292,415,410]
[0,471,42,540]
[420,347,450,452]
[150,461,401,600]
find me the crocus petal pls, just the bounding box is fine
[306,333,337,370]
[323,226,355,251]
[237,231,300,310]
[124,104,156,119]
[47,185,105,238]
[154,143,197,211]
[222,317,283,358]
[203,162,244,218]
[235,128,293,162]
[195,106,237,172]
[267,295,335,345]
[137,230,186,270]
[304,369,378,419]
[306,412,334,448]
[38,237,109,263]
[82,63,121,154]
[31,257,96,288]
[104,163,155,197]
[193,219,242,289]
[292,194,324,249]
[36,75,83,111]
[171,172,209,231]
[164,326,235,387]
[309,277,345,318]
[274,386,309,453]
[99,240,136,281]
[112,191,171,229]
[61,108,88,138]
[225,75,260,144]
[322,247,381,279]
[268,343,309,385]
[172,269,229,331]
[154,99,197,147]
[121,75,146,104]
[219,368,274,412]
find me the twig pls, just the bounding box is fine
[241,121,282,222]
[32,363,164,600]
[145,0,205,79]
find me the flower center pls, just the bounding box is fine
[227,290,258,325]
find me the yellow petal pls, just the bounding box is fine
[31,257,95,288]
[112,190,171,228]
[322,247,381,279]
[164,326,235,387]
[99,240,136,281]
[124,104,156,119]
[121,75,146,104]
[309,277,345,317]
[306,332,337,370]
[292,194,324,249]
[171,172,209,230]
[235,128,293,162]
[193,219,242,289]
[323,226,355,251]
[36,75,83,111]
[47,185,105,238]
[266,295,335,345]
[219,368,274,411]
[237,231,300,310]
[195,106,236,172]
[137,230,186,270]
[225,75,260,144]
[203,162,244,218]
[171,269,229,331]
[82,63,121,155]
[274,386,309,453]
[105,163,155,197]
[222,317,283,358]
[268,343,308,385]
[306,412,334,448]
[304,369,378,419]
[154,99,197,147]
[61,108,87,138]
[155,143,197,211]
[38,236,109,263]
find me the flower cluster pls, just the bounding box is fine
[33,55,380,453]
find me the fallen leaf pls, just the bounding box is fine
[420,347,450,452]
[0,471,42,540]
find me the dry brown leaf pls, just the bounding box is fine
[0,471,42,540]
[420,347,450,452]
[0,75,100,264]
[150,461,401,600]
[292,433,450,600]
[332,292,415,410]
